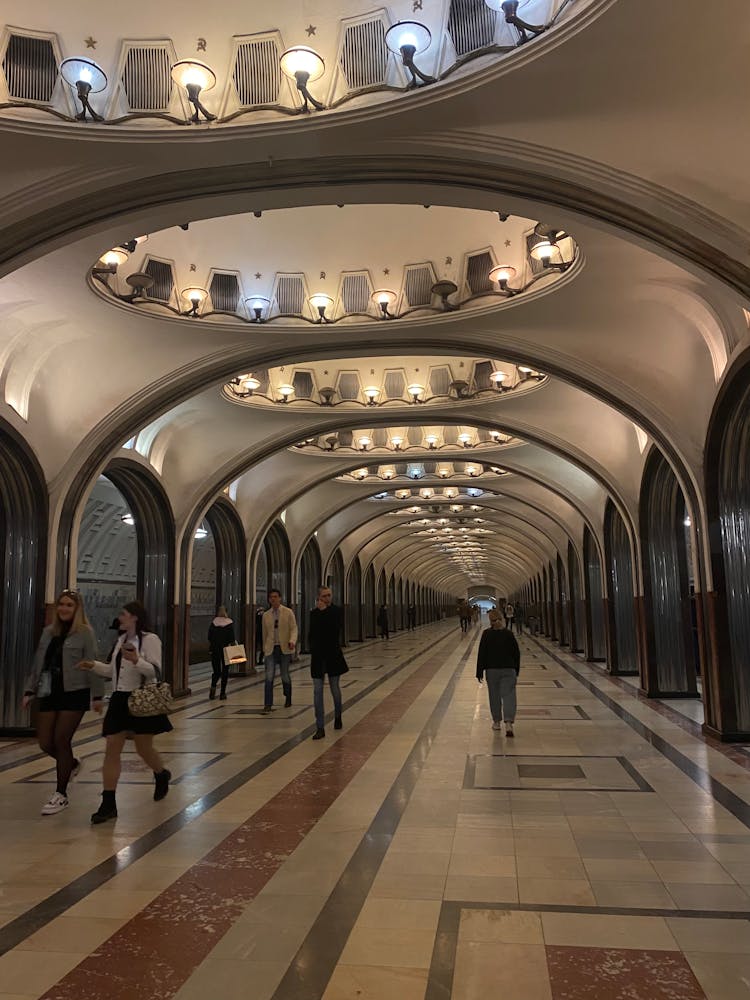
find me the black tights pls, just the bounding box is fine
[36,710,85,795]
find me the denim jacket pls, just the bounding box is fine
[25,625,104,698]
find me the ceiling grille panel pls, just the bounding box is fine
[339,19,388,89]
[407,426,423,446]
[122,46,172,111]
[443,426,459,444]
[372,429,388,446]
[384,371,406,399]
[447,0,497,56]
[429,368,452,397]
[2,34,57,102]
[404,266,433,308]
[232,38,281,106]
[143,259,174,301]
[473,360,494,391]
[209,273,240,312]
[337,373,361,400]
[466,251,494,294]
[292,371,314,398]
[341,273,371,314]
[275,275,305,315]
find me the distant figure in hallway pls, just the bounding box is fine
[377,603,390,639]
[80,600,172,824]
[514,604,524,635]
[262,589,298,713]
[308,586,348,740]
[23,589,103,816]
[208,605,235,701]
[458,602,471,633]
[504,602,515,631]
[477,608,520,737]
[471,605,480,626]
[407,603,417,630]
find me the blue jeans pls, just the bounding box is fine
[264,646,291,707]
[485,668,517,723]
[313,675,342,730]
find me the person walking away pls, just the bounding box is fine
[504,602,515,630]
[261,589,298,713]
[476,609,521,737]
[207,605,235,700]
[22,589,104,815]
[308,586,348,740]
[407,603,417,630]
[514,604,524,635]
[78,600,172,824]
[377,603,390,639]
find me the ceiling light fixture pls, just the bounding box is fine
[181,286,208,316]
[229,374,261,398]
[490,371,508,389]
[60,57,107,121]
[385,21,435,88]
[530,238,559,267]
[194,525,209,540]
[245,296,270,322]
[439,468,449,478]
[371,289,397,319]
[309,293,333,323]
[170,60,217,123]
[358,436,371,451]
[364,386,380,405]
[280,46,326,111]
[425,434,438,449]
[355,468,368,479]
[459,432,472,447]
[278,383,295,402]
[484,0,546,45]
[431,279,459,312]
[488,264,517,292]
[391,436,403,451]
[94,247,129,275]
[407,383,424,404]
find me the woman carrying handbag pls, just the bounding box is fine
[78,600,172,825]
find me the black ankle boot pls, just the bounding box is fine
[312,728,325,740]
[209,685,216,700]
[334,716,343,730]
[219,689,227,700]
[154,769,171,801]
[283,683,292,708]
[91,792,117,825]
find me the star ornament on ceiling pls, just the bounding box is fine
[504,239,512,247]
[84,36,97,49]
[254,272,262,280]
[305,24,317,36]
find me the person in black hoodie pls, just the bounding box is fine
[207,606,236,700]
[476,608,521,737]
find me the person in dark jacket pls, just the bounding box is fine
[476,609,521,737]
[377,603,390,639]
[308,586,348,740]
[207,606,236,700]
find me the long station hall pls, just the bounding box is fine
[0,1,749,998]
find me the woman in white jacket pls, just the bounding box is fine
[78,600,172,824]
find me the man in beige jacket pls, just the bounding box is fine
[261,589,298,713]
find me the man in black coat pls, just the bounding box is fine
[308,585,349,740]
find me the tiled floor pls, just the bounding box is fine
[2,625,750,999]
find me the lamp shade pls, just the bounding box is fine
[181,286,208,305]
[240,375,261,391]
[99,248,129,267]
[309,293,333,310]
[489,264,517,284]
[406,383,424,399]
[60,57,107,92]
[245,296,270,316]
[280,46,325,82]
[364,386,380,401]
[371,289,397,307]
[490,370,507,384]
[530,239,557,262]
[278,384,295,398]
[385,21,432,54]
[170,60,217,92]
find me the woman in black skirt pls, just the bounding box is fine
[78,600,172,824]
[22,589,103,815]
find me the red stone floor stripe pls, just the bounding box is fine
[42,637,463,1000]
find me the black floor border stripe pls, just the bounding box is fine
[0,630,415,775]
[269,631,481,1000]
[532,638,750,831]
[0,624,458,957]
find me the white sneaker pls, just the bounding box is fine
[492,721,502,730]
[41,792,69,815]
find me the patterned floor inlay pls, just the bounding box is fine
[464,755,654,791]
[546,945,706,998]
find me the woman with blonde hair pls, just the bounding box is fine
[22,589,102,815]
[476,608,521,736]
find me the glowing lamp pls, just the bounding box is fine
[60,57,107,121]
[170,60,217,123]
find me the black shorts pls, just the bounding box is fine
[37,687,91,713]
[102,691,173,736]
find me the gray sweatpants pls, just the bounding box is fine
[485,668,517,723]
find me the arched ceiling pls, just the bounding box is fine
[0,0,748,602]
